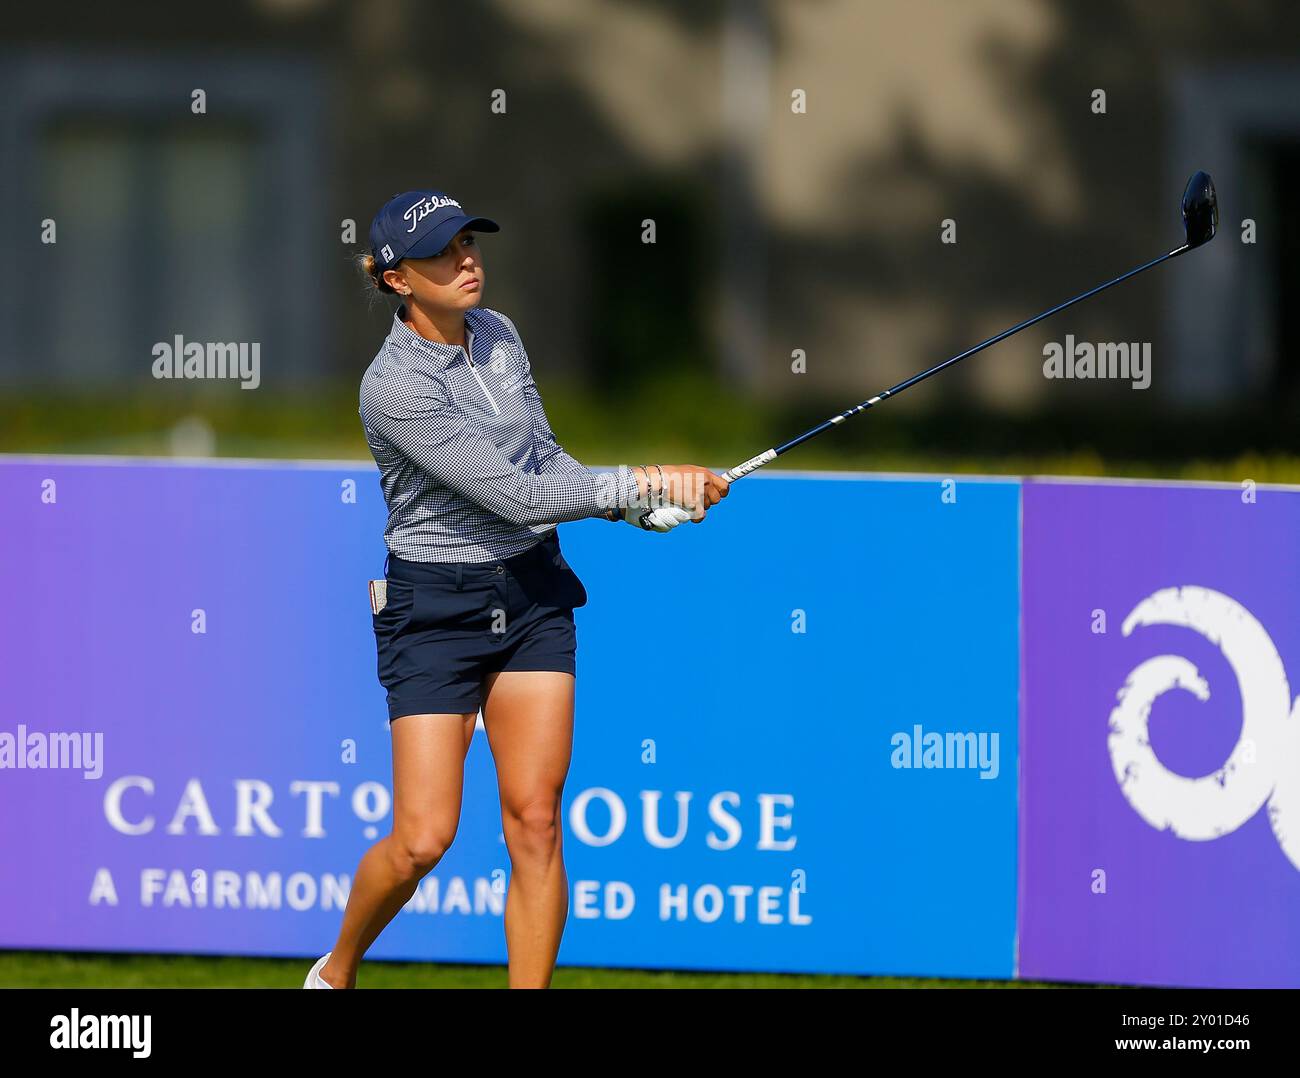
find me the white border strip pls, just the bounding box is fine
[0,452,378,471]
[712,467,1019,484]
[620,464,1300,492]
[1023,472,1300,493]
[1,453,1297,493]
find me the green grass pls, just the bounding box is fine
[0,950,1083,989]
[4,385,1299,486]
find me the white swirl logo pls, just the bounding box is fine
[1109,586,1300,870]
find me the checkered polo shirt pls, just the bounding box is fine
[359,305,641,563]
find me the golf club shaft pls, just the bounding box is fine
[720,243,1191,483]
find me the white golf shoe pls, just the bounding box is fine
[303,952,335,989]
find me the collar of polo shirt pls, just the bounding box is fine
[388,306,484,366]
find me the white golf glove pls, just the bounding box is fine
[624,502,692,532]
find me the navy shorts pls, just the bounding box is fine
[372,531,588,722]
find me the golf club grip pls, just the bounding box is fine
[636,452,774,527]
[721,448,779,484]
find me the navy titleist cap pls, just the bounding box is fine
[369,191,499,272]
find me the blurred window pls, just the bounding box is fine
[37,118,262,384]
[0,55,326,390]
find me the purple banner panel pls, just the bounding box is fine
[1020,479,1300,988]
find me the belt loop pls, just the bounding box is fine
[456,564,463,591]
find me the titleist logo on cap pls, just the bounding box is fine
[403,194,462,233]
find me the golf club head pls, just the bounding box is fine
[1182,170,1218,248]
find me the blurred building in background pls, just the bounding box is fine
[1,0,1298,425]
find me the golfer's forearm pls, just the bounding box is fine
[477,465,641,526]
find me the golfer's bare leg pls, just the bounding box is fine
[481,670,575,989]
[320,711,476,988]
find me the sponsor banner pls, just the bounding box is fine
[1019,479,1300,988]
[0,459,1020,978]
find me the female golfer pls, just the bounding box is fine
[305,190,728,989]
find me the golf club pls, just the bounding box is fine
[655,170,1217,514]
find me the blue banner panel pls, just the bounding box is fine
[0,458,1020,978]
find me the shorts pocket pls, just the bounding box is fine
[373,577,413,628]
[410,580,497,631]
